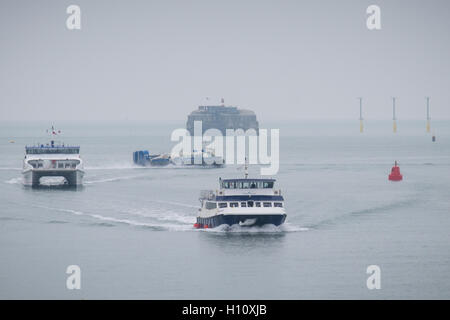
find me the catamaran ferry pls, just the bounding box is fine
[22,128,84,187]
[195,170,286,228]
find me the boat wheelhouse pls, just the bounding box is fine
[195,177,286,228]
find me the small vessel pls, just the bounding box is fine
[171,148,224,167]
[195,165,286,228]
[133,148,224,167]
[133,150,171,166]
[388,161,403,181]
[22,127,84,187]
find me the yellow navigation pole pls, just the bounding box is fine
[358,97,363,133]
[426,96,431,133]
[392,97,397,133]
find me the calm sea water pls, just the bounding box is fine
[1,120,449,299]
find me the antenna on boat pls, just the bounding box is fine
[46,125,61,137]
[244,157,248,179]
[45,125,62,147]
[426,96,431,133]
[392,97,397,133]
[358,97,363,133]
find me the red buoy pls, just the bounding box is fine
[389,161,403,181]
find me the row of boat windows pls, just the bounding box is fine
[205,201,283,209]
[221,181,274,189]
[29,160,78,169]
[26,148,80,155]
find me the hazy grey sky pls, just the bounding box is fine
[1,0,449,123]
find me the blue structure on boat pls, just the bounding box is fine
[133,150,170,166]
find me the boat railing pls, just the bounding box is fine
[26,146,80,154]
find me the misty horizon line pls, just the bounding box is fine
[1,117,449,124]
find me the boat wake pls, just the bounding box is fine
[127,208,196,224]
[146,200,198,209]
[0,167,21,171]
[39,177,67,186]
[306,197,420,230]
[84,163,140,170]
[84,174,151,185]
[30,203,306,233]
[34,205,194,231]
[204,223,308,233]
[4,177,22,184]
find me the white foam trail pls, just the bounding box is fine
[5,177,23,184]
[203,222,309,233]
[84,174,149,185]
[127,208,195,224]
[85,163,140,170]
[86,212,193,231]
[149,200,198,209]
[34,205,194,232]
[281,223,310,232]
[84,163,187,170]
[39,177,66,186]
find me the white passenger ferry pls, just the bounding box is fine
[22,128,84,187]
[195,169,286,228]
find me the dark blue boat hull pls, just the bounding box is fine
[196,214,287,228]
[133,150,170,166]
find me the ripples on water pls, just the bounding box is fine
[1,123,450,298]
